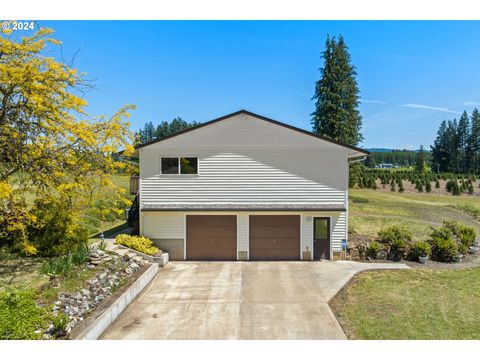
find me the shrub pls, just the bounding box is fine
[459,226,476,248]
[442,220,476,248]
[408,240,431,260]
[430,228,458,262]
[0,289,51,340]
[458,243,469,255]
[367,241,380,259]
[115,234,159,256]
[378,225,413,244]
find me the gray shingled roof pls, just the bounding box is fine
[141,203,346,211]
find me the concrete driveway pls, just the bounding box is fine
[101,261,408,340]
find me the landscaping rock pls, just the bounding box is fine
[377,249,388,260]
[50,250,147,337]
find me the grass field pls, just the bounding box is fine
[349,189,480,240]
[330,268,480,339]
[336,189,480,339]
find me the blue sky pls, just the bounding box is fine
[40,20,480,149]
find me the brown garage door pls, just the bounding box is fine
[186,215,237,260]
[249,215,300,260]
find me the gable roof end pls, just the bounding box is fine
[134,110,369,157]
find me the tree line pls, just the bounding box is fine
[430,109,480,174]
[364,150,432,168]
[135,117,200,144]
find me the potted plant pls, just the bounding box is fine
[419,254,429,264]
[408,240,431,265]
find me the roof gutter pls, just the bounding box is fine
[348,155,367,163]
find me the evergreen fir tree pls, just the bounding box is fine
[416,145,426,172]
[435,179,440,189]
[452,180,461,196]
[415,179,423,192]
[457,111,470,173]
[431,120,448,172]
[425,181,432,193]
[469,109,480,173]
[311,35,363,146]
[155,121,170,138]
[390,179,395,192]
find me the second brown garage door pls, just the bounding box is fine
[186,215,237,260]
[249,215,300,260]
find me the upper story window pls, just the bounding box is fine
[161,157,198,175]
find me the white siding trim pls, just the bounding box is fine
[183,213,186,260]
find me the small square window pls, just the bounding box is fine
[180,157,198,174]
[161,158,179,174]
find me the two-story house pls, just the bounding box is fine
[131,110,368,261]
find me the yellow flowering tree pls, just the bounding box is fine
[0,26,135,254]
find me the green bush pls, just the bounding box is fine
[459,226,476,248]
[458,243,469,255]
[442,220,476,248]
[408,241,431,260]
[0,289,51,340]
[430,228,458,262]
[115,234,159,256]
[378,225,412,245]
[367,241,380,259]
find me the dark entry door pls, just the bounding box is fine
[313,217,330,260]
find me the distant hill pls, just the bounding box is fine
[365,148,428,153]
[365,148,395,153]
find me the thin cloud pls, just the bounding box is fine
[464,101,480,106]
[361,99,388,104]
[402,103,461,114]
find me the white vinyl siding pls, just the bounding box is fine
[139,113,348,207]
[143,212,184,239]
[140,149,347,205]
[331,212,347,252]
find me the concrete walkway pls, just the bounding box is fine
[101,261,409,340]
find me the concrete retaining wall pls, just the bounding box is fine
[73,263,159,340]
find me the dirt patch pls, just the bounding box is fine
[375,179,480,196]
[0,249,47,290]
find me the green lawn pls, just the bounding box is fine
[330,268,480,339]
[349,189,480,240]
